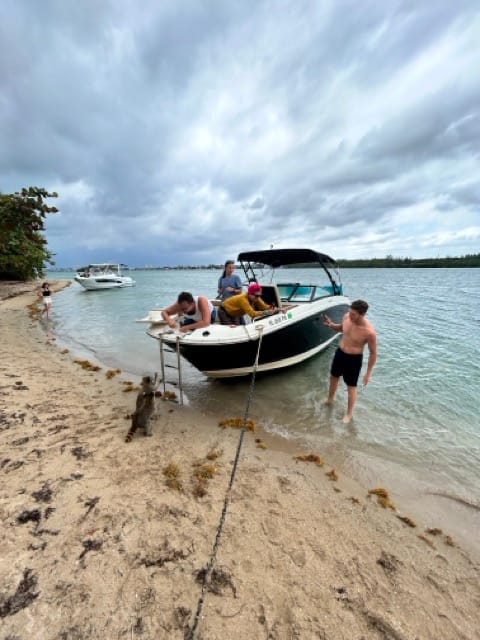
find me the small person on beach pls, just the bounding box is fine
[38,282,53,318]
[217,259,243,301]
[323,299,377,424]
[161,291,216,333]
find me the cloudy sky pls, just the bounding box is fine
[1,0,479,267]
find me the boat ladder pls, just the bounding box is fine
[158,334,184,405]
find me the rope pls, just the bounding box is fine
[186,325,265,640]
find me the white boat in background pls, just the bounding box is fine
[74,263,136,290]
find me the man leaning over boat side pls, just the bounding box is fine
[218,282,276,325]
[162,291,216,333]
[323,299,377,424]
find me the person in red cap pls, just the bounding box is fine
[218,282,276,325]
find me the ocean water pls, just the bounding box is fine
[46,267,480,547]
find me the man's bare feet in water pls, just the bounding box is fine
[342,414,353,424]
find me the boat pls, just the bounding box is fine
[74,263,136,290]
[141,248,350,378]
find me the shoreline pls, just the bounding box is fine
[1,282,479,638]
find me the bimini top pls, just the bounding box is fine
[237,248,337,268]
[78,263,129,269]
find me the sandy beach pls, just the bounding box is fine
[1,281,479,640]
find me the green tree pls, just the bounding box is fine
[0,186,58,280]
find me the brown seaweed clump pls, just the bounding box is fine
[192,462,219,482]
[121,381,139,392]
[368,487,396,511]
[397,514,417,528]
[326,469,338,481]
[219,417,257,431]
[194,565,236,597]
[192,462,218,498]
[417,534,435,548]
[163,462,183,492]
[206,448,222,460]
[105,368,121,379]
[424,527,455,547]
[192,483,208,498]
[191,454,222,498]
[0,568,39,616]
[73,358,101,372]
[425,527,443,536]
[293,453,325,467]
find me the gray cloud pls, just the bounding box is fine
[1,0,479,266]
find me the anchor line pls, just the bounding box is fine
[187,326,265,640]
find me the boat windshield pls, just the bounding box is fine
[78,264,121,276]
[277,283,343,302]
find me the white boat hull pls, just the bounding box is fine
[74,275,135,290]
[148,295,350,378]
[74,263,135,290]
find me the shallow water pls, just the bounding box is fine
[47,267,480,551]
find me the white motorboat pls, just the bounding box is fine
[74,263,136,291]
[141,248,350,378]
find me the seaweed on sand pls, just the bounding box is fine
[218,417,256,431]
[368,487,396,510]
[0,569,39,618]
[163,461,183,492]
[293,453,325,467]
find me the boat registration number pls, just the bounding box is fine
[268,313,289,325]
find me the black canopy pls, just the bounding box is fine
[237,248,336,268]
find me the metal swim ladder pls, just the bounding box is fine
[158,334,184,405]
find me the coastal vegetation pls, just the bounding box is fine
[0,187,58,280]
[335,254,480,268]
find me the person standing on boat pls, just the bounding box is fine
[162,291,216,333]
[218,282,275,325]
[217,260,243,301]
[323,299,377,424]
[38,282,53,318]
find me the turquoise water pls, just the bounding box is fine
[46,268,480,539]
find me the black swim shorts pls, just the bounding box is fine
[330,347,363,387]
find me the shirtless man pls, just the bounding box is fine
[323,299,377,423]
[161,291,215,334]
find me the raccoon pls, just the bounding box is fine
[125,374,159,442]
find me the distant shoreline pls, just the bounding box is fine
[46,255,480,271]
